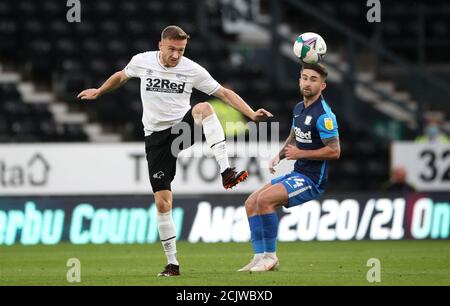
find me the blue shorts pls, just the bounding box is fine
[271,171,324,207]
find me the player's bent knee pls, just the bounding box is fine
[192,103,214,124]
[255,194,265,208]
[154,196,172,213]
[153,188,173,213]
[244,196,257,215]
[198,102,214,116]
[256,193,273,212]
[244,197,254,208]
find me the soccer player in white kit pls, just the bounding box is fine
[77,25,273,276]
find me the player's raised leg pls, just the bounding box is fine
[192,102,248,189]
[249,183,288,272]
[154,190,180,276]
[238,183,273,272]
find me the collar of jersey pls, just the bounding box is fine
[156,51,168,70]
[303,95,323,109]
[156,51,179,71]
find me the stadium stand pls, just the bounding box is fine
[1,0,449,191]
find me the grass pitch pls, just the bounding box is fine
[1,240,449,286]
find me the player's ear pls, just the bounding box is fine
[158,41,162,50]
[321,81,327,91]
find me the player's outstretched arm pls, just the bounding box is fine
[269,129,296,174]
[77,70,129,100]
[285,136,341,161]
[212,86,273,122]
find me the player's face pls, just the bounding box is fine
[158,39,187,67]
[299,69,326,98]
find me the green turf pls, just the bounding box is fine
[0,240,449,286]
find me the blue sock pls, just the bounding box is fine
[261,213,279,253]
[248,215,264,254]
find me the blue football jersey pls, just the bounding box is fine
[291,95,339,188]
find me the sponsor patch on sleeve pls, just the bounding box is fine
[324,118,334,130]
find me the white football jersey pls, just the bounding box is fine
[124,51,220,135]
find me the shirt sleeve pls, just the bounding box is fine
[192,64,220,95]
[124,55,141,78]
[316,113,339,139]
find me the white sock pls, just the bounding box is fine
[254,253,264,260]
[202,114,230,173]
[265,252,277,259]
[157,210,179,266]
[167,254,178,266]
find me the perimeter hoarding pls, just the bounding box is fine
[0,193,448,245]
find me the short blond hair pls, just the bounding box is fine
[161,25,190,41]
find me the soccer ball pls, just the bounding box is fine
[293,32,327,64]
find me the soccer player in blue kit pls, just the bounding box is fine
[239,63,340,272]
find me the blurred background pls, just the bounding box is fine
[0,0,449,248]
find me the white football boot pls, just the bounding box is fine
[237,255,263,272]
[249,254,279,272]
